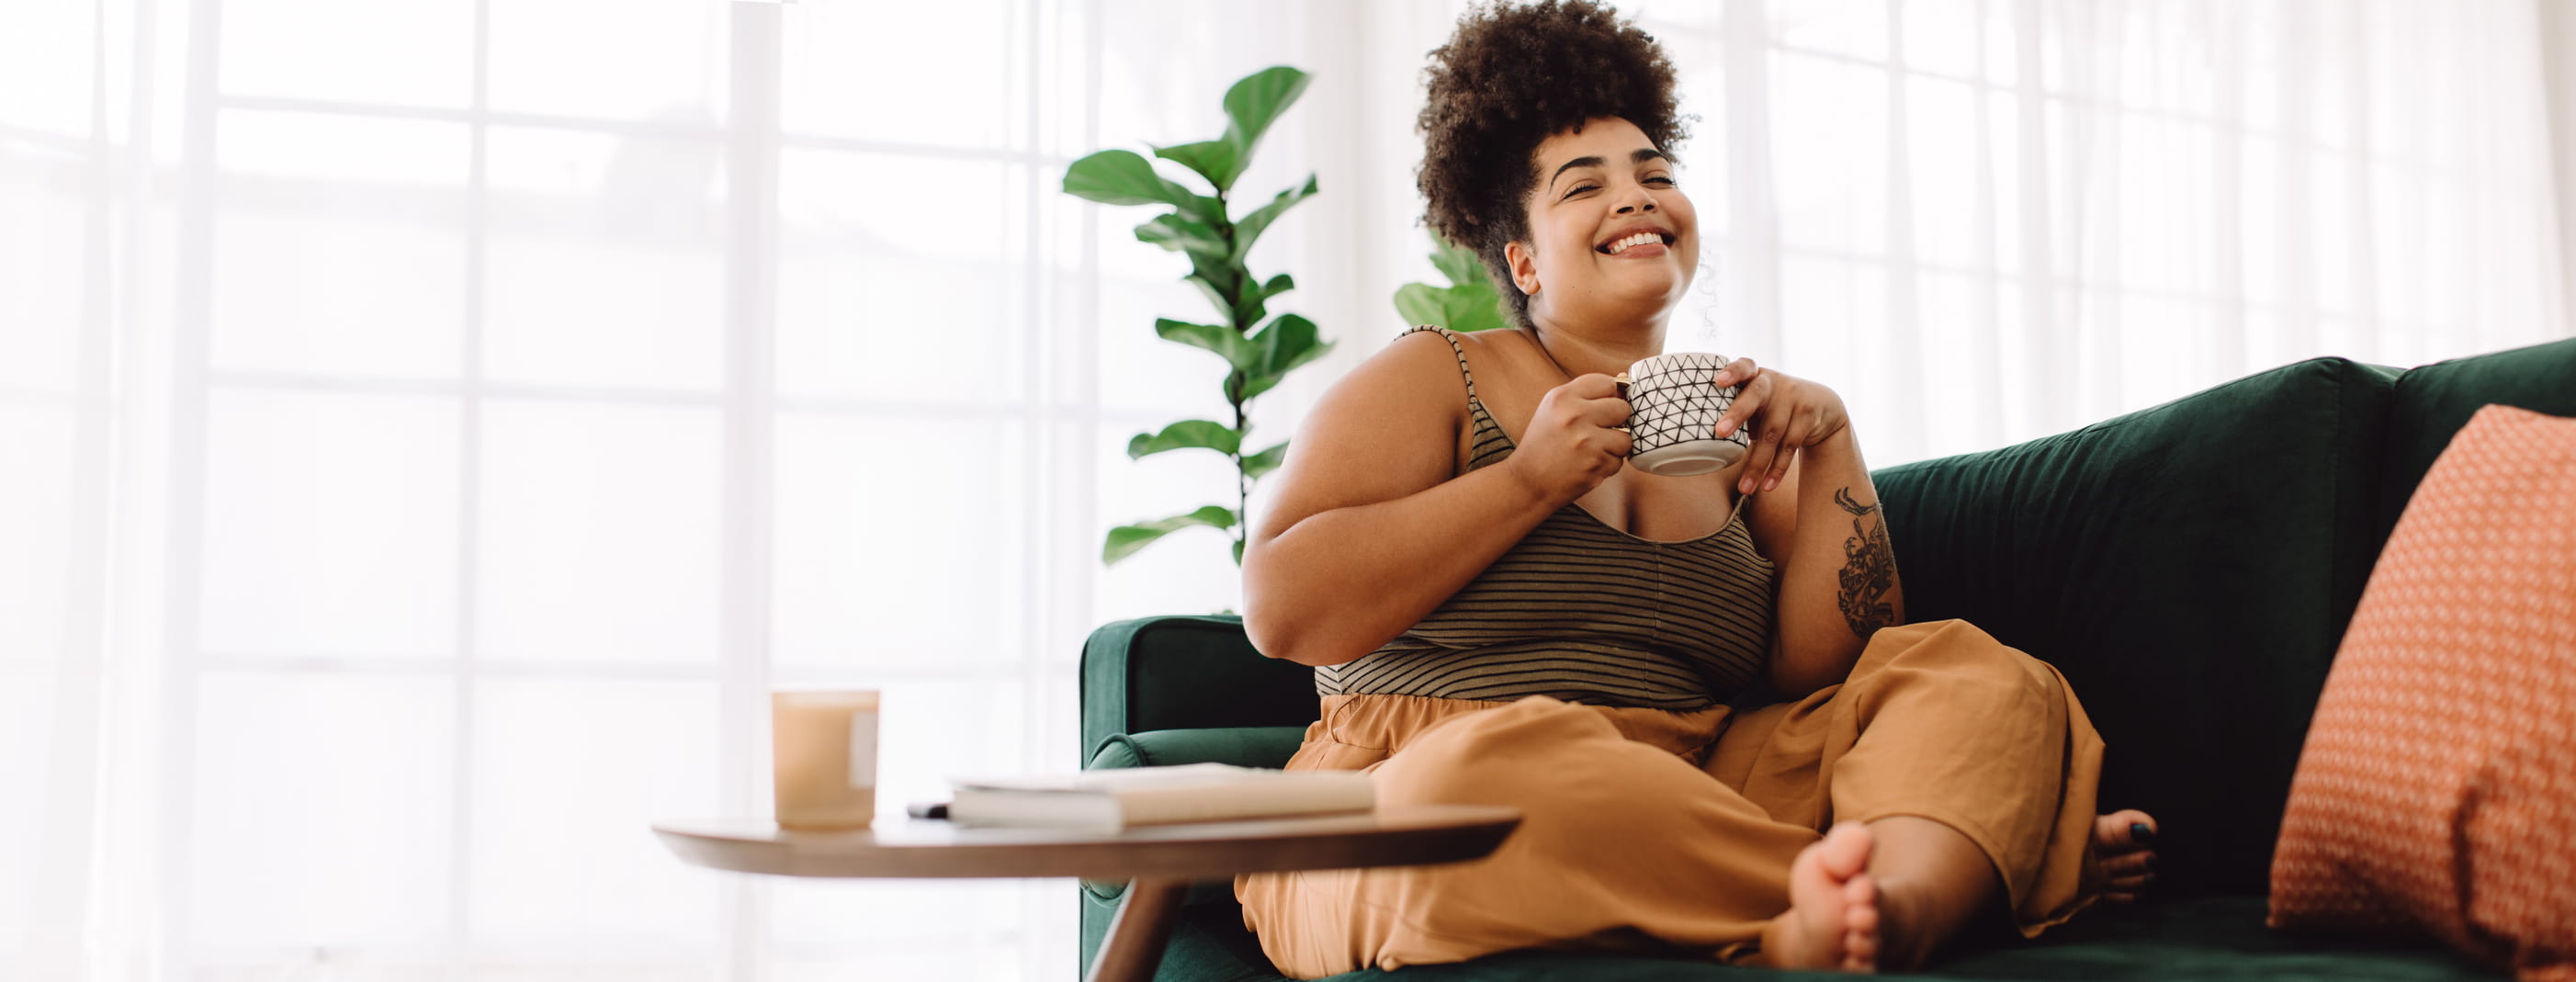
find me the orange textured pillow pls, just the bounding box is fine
[2271,404,2576,981]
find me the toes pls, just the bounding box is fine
[1817,821,1875,879]
[2102,851,2158,876]
[2095,810,2158,852]
[1844,875,1879,971]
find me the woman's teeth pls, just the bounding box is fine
[1604,231,1664,254]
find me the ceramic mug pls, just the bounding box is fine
[1619,352,1749,477]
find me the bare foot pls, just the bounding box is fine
[2092,809,2159,903]
[1764,822,1881,972]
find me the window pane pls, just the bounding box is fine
[775,152,1027,404]
[0,660,57,961]
[771,412,1028,670]
[1774,0,1884,59]
[488,0,728,124]
[219,0,473,108]
[466,679,721,952]
[476,401,720,664]
[212,113,469,379]
[1900,0,1983,78]
[200,390,459,658]
[482,128,726,392]
[189,673,456,946]
[0,405,75,661]
[1,159,96,393]
[1777,256,1885,378]
[780,1,1015,150]
[1906,76,1983,270]
[0,1,92,137]
[1772,55,1886,254]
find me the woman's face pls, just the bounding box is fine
[1506,116,1700,329]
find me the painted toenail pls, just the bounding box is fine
[2130,822,2155,843]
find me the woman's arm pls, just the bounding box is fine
[1747,430,1903,695]
[1723,365,1904,697]
[1243,333,1633,667]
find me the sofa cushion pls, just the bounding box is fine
[2378,338,2576,540]
[1312,897,2494,981]
[1870,357,2394,897]
[2270,405,2576,979]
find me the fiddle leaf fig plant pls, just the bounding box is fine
[1394,231,1510,333]
[1065,65,1332,567]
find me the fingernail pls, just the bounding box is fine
[1740,478,1754,493]
[1764,474,1780,491]
[1715,420,1734,436]
[2141,873,2158,886]
[2131,823,2155,844]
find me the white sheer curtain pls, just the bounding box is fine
[5,1,2566,980]
[1311,0,2570,467]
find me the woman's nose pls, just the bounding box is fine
[1616,192,1657,215]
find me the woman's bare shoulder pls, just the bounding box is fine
[1317,328,1482,417]
[1248,331,1479,541]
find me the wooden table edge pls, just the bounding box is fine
[652,804,1523,882]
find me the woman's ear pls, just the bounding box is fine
[1504,241,1541,296]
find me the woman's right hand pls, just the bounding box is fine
[1504,373,1633,504]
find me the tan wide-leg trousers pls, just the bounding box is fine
[1236,619,2110,978]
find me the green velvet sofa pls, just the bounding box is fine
[1076,337,2576,981]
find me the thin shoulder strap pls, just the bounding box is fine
[1397,324,1479,403]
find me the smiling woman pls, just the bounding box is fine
[1235,1,2155,976]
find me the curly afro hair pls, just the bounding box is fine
[1418,0,1690,328]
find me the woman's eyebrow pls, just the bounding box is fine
[1547,155,1606,191]
[1548,148,1671,192]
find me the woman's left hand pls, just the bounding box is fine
[1710,357,1850,495]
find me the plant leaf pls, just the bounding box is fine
[1187,276,1235,323]
[1175,193,1228,228]
[1393,282,1450,328]
[1102,505,1238,565]
[1243,441,1289,480]
[1394,282,1510,333]
[1220,66,1311,161]
[1062,149,1189,207]
[1237,314,1334,402]
[1127,420,1242,459]
[1259,273,1295,302]
[1135,214,1229,260]
[1429,234,1490,287]
[1153,140,1247,195]
[1234,175,1318,259]
[1443,288,1511,333]
[1155,319,1259,373]
[1252,314,1330,377]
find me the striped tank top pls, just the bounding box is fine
[1314,326,1779,711]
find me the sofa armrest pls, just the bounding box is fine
[1078,615,1319,765]
[1073,726,1307,977]
[1085,727,1309,773]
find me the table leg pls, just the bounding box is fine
[1086,876,1189,982]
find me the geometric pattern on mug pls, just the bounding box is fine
[1626,352,1748,455]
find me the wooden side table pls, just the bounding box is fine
[654,806,1520,982]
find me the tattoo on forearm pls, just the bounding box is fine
[1834,487,1898,639]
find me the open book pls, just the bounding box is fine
[946,763,1374,831]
